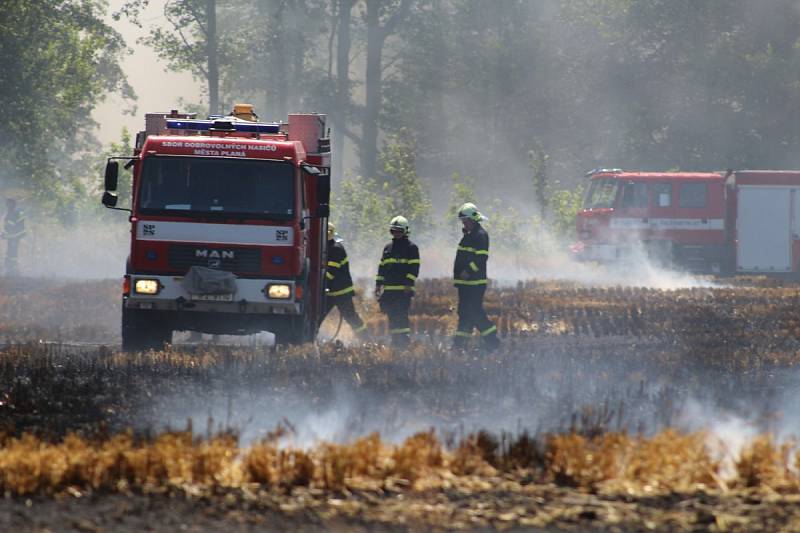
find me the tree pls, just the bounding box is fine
[0,0,132,215]
[378,131,432,239]
[331,0,355,181]
[529,142,549,224]
[331,175,394,260]
[141,0,225,115]
[360,0,413,180]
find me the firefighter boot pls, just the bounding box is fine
[481,329,500,352]
[390,329,410,348]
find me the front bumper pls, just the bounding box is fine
[124,274,302,315]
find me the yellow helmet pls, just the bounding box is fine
[327,222,335,241]
[457,202,486,222]
[389,215,410,236]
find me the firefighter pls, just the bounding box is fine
[375,216,420,347]
[3,198,25,276]
[453,202,499,350]
[323,222,367,339]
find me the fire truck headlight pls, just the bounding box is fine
[134,279,160,295]
[266,284,291,299]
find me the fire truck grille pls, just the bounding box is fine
[168,246,261,273]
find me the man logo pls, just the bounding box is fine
[195,249,235,259]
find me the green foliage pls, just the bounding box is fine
[526,140,583,241]
[333,132,435,258]
[446,173,477,225]
[0,0,132,221]
[549,186,585,240]
[331,175,394,260]
[529,143,549,222]
[378,131,432,239]
[481,199,528,258]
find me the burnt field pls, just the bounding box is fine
[2,276,800,531]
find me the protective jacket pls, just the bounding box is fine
[453,223,489,286]
[3,208,25,241]
[376,237,420,292]
[326,239,355,297]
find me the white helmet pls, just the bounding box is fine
[389,215,410,236]
[457,202,486,222]
[327,222,335,241]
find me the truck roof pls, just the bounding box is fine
[141,135,307,163]
[735,170,800,185]
[591,171,723,181]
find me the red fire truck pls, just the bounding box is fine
[573,168,800,277]
[102,107,330,349]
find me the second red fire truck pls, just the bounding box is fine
[574,168,800,277]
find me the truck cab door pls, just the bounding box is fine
[617,181,650,239]
[648,182,675,233]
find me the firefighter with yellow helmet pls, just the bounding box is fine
[323,222,367,338]
[453,202,499,350]
[375,215,420,347]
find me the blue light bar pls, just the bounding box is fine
[166,119,281,134]
[232,122,281,134]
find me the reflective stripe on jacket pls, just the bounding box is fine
[453,223,489,286]
[326,239,355,297]
[376,237,420,291]
[3,209,25,240]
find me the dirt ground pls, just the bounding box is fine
[3,484,800,532]
[3,276,800,531]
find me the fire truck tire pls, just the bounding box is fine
[121,307,172,352]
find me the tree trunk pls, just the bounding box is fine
[273,1,289,119]
[289,0,305,114]
[206,0,219,115]
[361,0,383,180]
[333,0,353,181]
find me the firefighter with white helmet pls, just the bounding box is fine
[453,202,499,350]
[322,222,367,338]
[375,215,420,347]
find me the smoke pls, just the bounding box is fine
[15,220,128,279]
[347,219,717,292]
[138,331,797,450]
[152,382,430,448]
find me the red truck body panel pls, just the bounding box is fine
[110,112,330,344]
[575,169,800,276]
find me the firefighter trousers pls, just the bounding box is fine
[379,292,411,347]
[454,285,499,348]
[324,295,367,336]
[4,238,19,275]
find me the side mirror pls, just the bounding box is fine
[316,174,330,218]
[102,191,118,208]
[317,174,330,206]
[105,160,119,191]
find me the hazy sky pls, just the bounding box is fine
[92,0,202,145]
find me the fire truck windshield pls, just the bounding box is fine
[583,179,619,209]
[138,157,295,218]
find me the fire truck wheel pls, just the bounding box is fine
[121,307,173,352]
